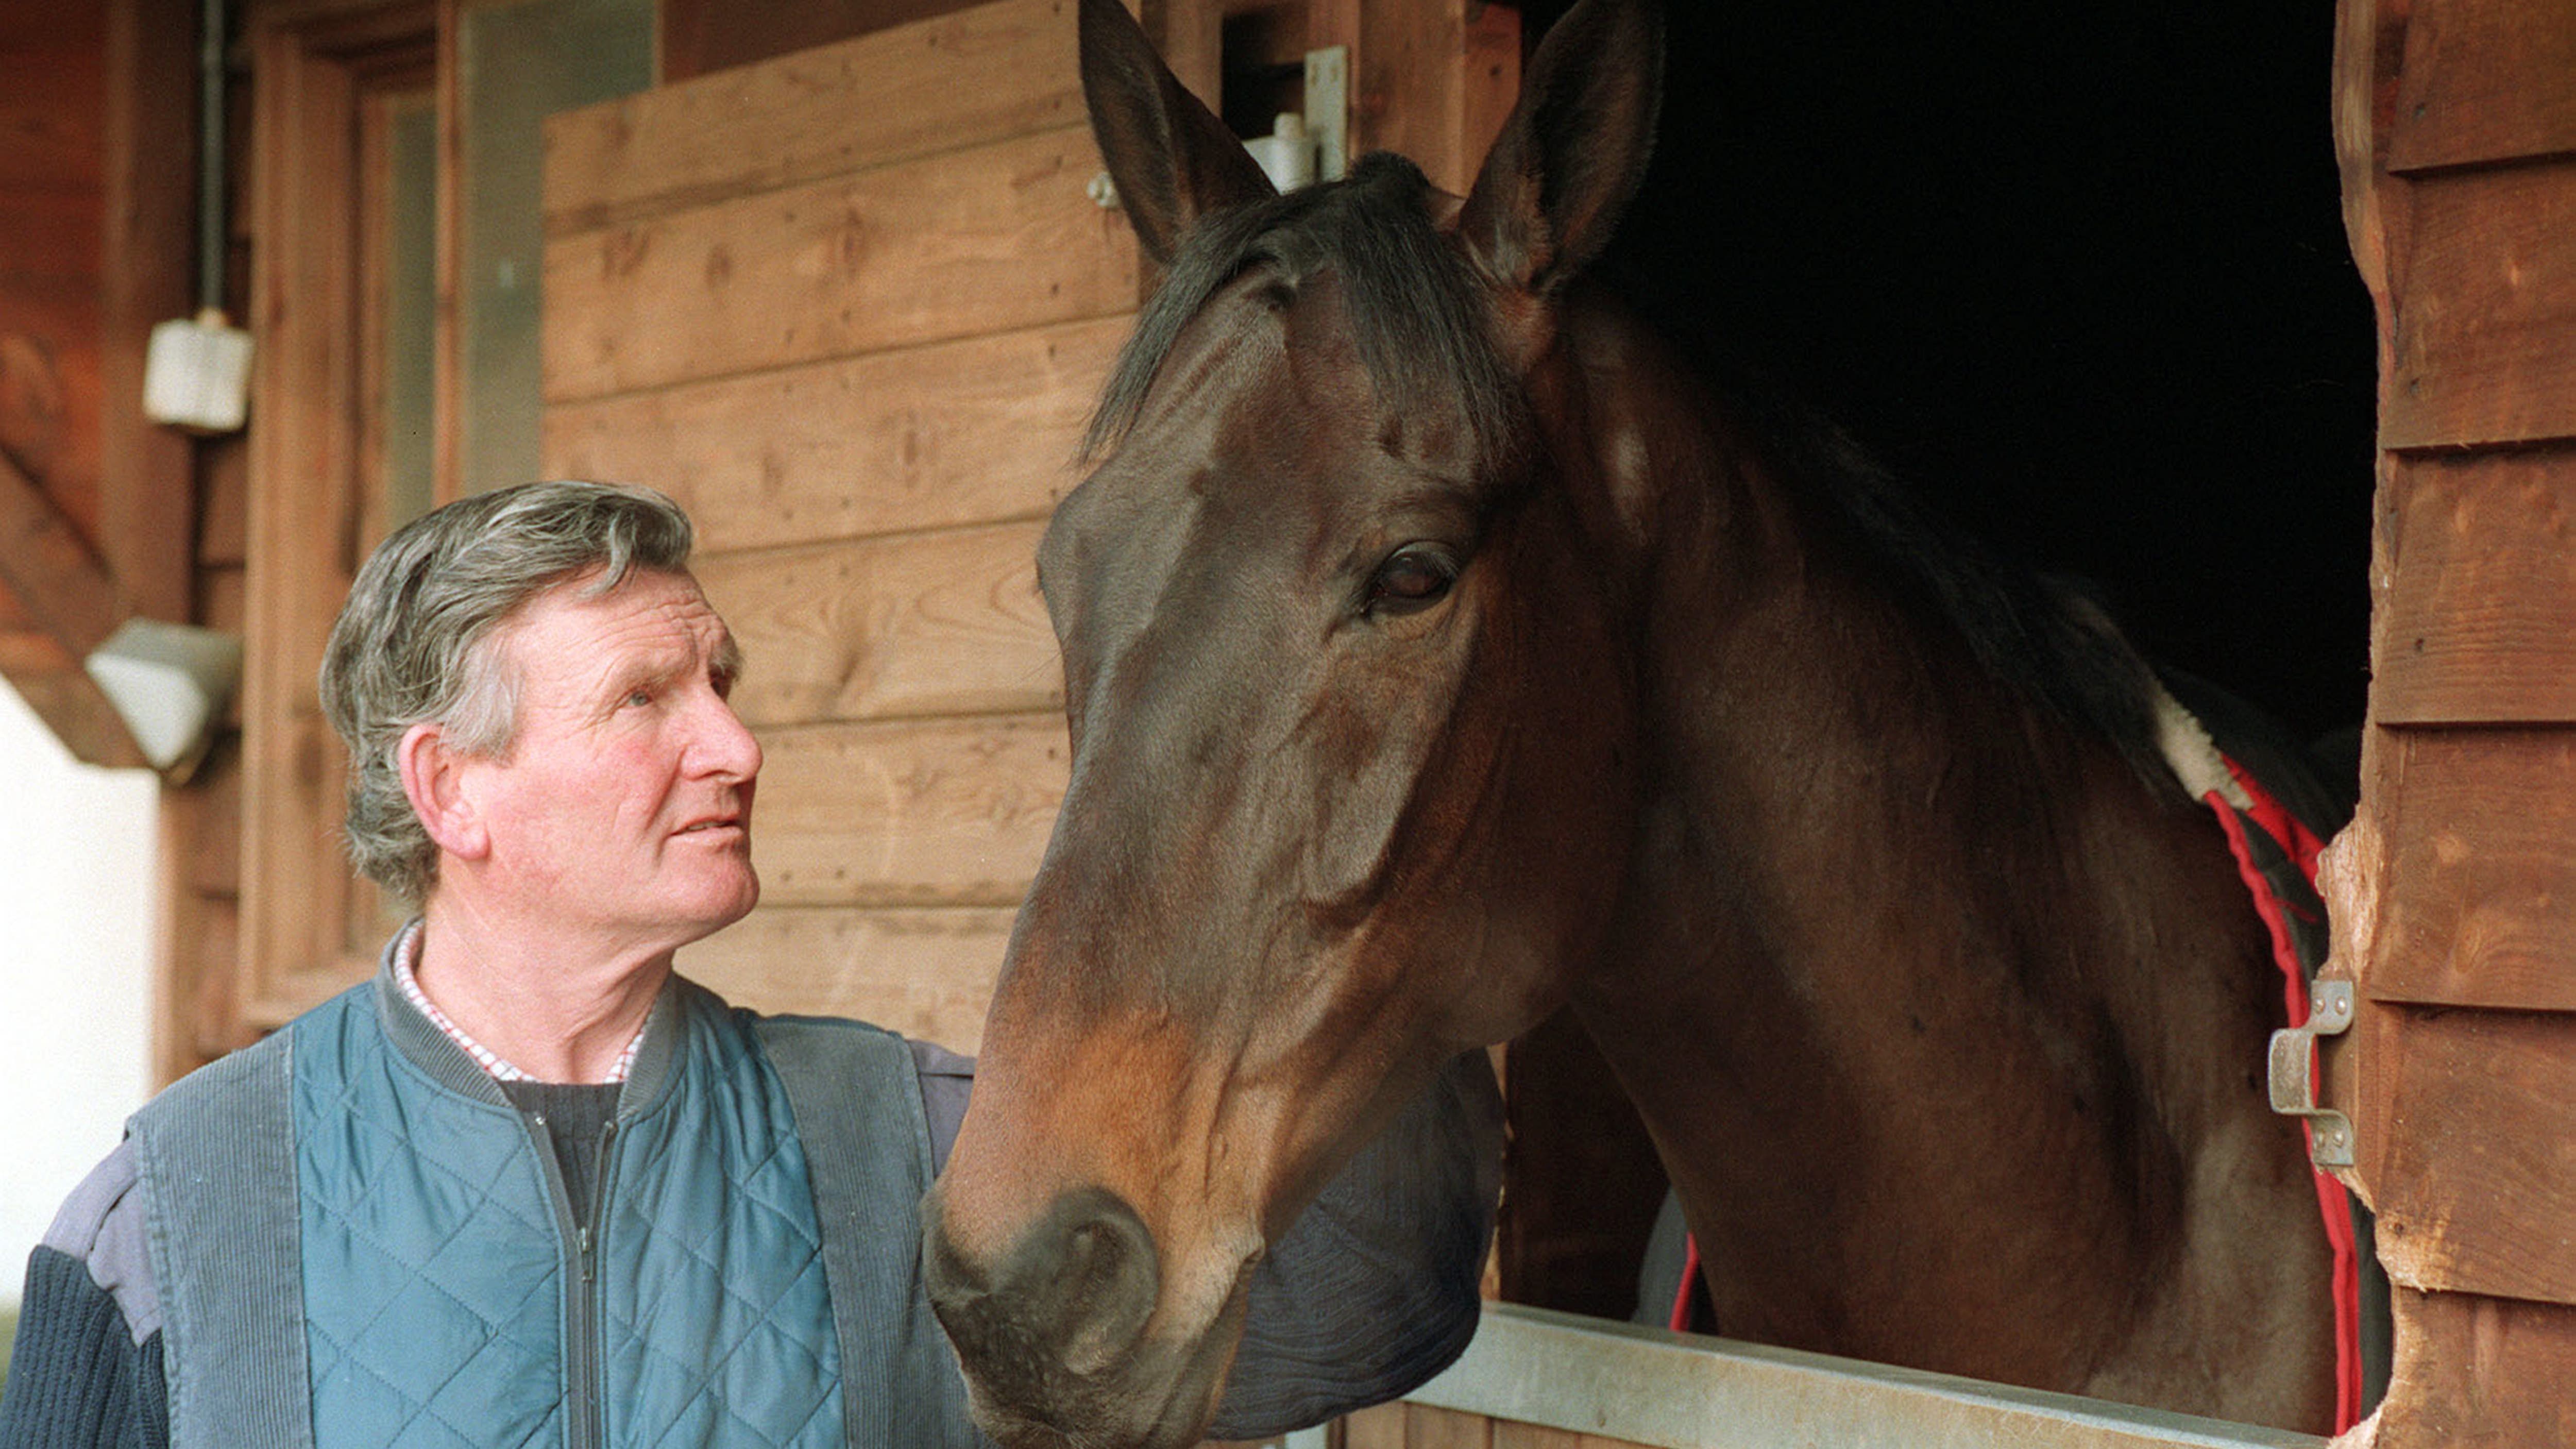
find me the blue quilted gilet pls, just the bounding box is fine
[293,978,842,1448]
[127,948,982,1449]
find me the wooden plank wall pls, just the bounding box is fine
[2329,0,2576,1441]
[541,0,1128,1051]
[1346,1401,1631,1448]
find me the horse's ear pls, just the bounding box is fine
[1456,0,1663,299]
[1079,0,1277,264]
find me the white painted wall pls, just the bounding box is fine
[0,680,158,1309]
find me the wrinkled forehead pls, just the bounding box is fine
[485,566,741,681]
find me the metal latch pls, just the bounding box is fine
[2268,978,2355,1168]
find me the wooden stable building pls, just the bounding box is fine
[0,0,2568,1443]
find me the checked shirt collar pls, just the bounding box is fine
[389,920,646,1085]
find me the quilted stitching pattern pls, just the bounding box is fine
[296,992,566,1449]
[292,983,847,1448]
[600,999,841,1448]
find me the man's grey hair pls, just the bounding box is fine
[319,480,696,902]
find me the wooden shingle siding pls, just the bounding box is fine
[2371,449,2576,724]
[540,126,1137,402]
[2368,729,2576,1011]
[750,715,1066,909]
[2336,0,2576,1437]
[543,0,1082,237]
[673,905,1018,1053]
[2384,0,2576,176]
[2355,1007,2576,1307]
[541,316,1121,552]
[693,523,1059,729]
[2379,166,2576,450]
[543,0,1124,1049]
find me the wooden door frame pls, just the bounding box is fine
[238,0,442,1027]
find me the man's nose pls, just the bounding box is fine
[689,693,764,781]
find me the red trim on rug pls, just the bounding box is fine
[1671,1233,1702,1335]
[2204,760,2364,1435]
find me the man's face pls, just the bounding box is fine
[456,567,762,952]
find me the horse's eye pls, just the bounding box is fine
[1365,545,1459,617]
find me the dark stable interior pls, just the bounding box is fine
[1495,0,2378,1324]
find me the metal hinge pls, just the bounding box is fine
[2268,978,2356,1168]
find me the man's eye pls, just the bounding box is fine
[624,687,654,708]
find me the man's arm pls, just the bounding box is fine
[910,1044,1504,1438]
[0,1142,171,1449]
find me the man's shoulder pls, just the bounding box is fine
[127,1023,299,1139]
[39,1138,164,1346]
[734,1006,966,1079]
[694,979,973,1083]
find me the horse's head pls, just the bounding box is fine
[925,2,1662,1443]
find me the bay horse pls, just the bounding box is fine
[923,0,2337,1442]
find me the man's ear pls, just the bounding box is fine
[397,721,490,862]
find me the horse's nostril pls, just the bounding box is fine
[1053,1195,1158,1374]
[927,1185,1162,1392]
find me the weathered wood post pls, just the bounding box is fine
[2325,0,2576,1441]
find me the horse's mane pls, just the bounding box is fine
[1739,388,2171,783]
[1086,151,2166,782]
[1086,152,1526,468]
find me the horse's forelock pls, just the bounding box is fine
[1084,153,1527,471]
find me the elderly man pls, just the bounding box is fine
[1,481,1499,1448]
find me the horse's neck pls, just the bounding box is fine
[1554,304,2303,1387]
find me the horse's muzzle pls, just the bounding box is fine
[924,1182,1192,1446]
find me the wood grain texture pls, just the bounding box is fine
[1340,1403,1405,1449]
[0,18,106,193]
[541,125,1139,401]
[0,189,105,285]
[2375,1288,2576,1446]
[696,522,1060,730]
[2367,728,2576,1011]
[1356,0,1521,197]
[540,315,1120,552]
[1407,1404,1495,1449]
[1495,1427,1645,1449]
[187,754,243,895]
[5,660,148,769]
[0,621,64,673]
[239,8,361,1024]
[198,436,247,567]
[2382,161,2576,450]
[0,446,124,658]
[2386,0,2576,175]
[98,0,199,626]
[2351,1001,2576,1305]
[2374,448,2576,723]
[752,712,1065,908]
[548,0,1079,235]
[674,904,1012,1052]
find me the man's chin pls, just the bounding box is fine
[668,874,760,948]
